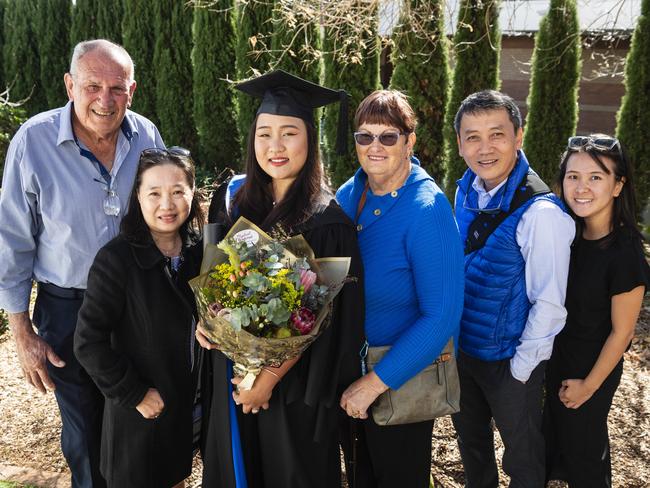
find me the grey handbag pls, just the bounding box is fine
[367,338,460,426]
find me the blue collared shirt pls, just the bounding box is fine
[0,101,164,313]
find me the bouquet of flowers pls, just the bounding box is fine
[189,217,351,389]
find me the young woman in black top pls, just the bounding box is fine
[545,134,650,487]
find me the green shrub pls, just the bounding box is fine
[443,0,501,198]
[3,0,48,115]
[153,1,196,150]
[192,0,240,171]
[0,309,7,339]
[36,0,71,109]
[390,0,450,185]
[235,0,273,145]
[122,0,158,125]
[0,102,27,183]
[323,1,380,187]
[617,0,650,218]
[523,0,581,184]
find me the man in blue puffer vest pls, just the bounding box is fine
[451,90,575,487]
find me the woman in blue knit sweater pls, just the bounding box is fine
[336,90,465,487]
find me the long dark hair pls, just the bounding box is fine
[557,134,641,241]
[232,115,331,232]
[121,150,204,244]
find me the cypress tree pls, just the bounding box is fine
[0,102,27,181]
[153,0,195,149]
[96,0,123,44]
[323,1,380,187]
[36,0,71,108]
[192,1,240,170]
[270,1,321,84]
[0,0,5,91]
[269,1,322,143]
[390,0,449,184]
[3,0,47,115]
[523,0,580,184]
[443,0,501,198]
[235,0,273,141]
[617,0,650,217]
[70,0,99,47]
[122,0,157,124]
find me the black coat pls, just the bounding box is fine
[74,235,202,488]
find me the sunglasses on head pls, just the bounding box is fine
[353,131,406,147]
[141,146,191,159]
[567,136,620,153]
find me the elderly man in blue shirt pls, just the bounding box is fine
[0,39,163,488]
[451,90,575,488]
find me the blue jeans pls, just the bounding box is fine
[33,285,106,488]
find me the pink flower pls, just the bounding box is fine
[290,307,316,335]
[299,269,317,292]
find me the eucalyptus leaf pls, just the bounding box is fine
[242,271,269,291]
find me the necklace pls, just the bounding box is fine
[155,236,182,257]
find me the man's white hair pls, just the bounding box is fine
[69,39,135,81]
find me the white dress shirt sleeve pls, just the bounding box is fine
[511,199,575,382]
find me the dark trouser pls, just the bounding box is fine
[451,351,545,488]
[340,412,434,488]
[544,359,622,488]
[33,284,106,488]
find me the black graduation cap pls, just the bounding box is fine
[235,69,350,155]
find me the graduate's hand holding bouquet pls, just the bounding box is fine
[191,217,351,396]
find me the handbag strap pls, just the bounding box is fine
[355,182,370,225]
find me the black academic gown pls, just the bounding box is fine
[201,197,365,488]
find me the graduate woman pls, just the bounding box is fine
[545,134,650,487]
[196,70,365,488]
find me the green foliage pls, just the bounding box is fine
[523,0,581,184]
[0,308,7,339]
[443,0,501,198]
[192,1,240,171]
[96,0,123,43]
[122,0,157,125]
[3,0,48,115]
[0,102,27,183]
[269,1,322,140]
[617,0,650,217]
[153,1,195,149]
[322,1,380,187]
[70,0,99,47]
[36,0,71,108]
[235,0,273,142]
[0,0,6,90]
[390,0,450,185]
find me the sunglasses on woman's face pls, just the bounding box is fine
[353,131,405,147]
[567,136,620,153]
[141,146,191,159]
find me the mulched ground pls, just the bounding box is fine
[1,302,649,487]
